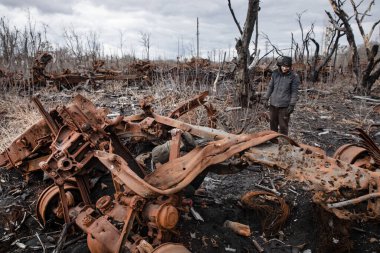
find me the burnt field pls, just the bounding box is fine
[1,73,380,253]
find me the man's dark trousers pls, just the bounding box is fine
[269,105,289,135]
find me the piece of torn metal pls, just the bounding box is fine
[244,141,380,220]
[2,93,380,252]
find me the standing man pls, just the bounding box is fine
[263,56,300,135]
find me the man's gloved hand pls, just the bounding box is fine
[262,98,269,109]
[287,104,295,115]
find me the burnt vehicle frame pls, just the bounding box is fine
[1,92,380,252]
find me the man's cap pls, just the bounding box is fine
[277,56,292,67]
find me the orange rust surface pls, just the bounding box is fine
[4,92,380,252]
[245,142,380,219]
[167,91,209,119]
[333,143,367,164]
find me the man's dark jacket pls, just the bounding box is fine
[264,69,300,107]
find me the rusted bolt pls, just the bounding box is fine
[16,138,28,148]
[56,178,64,185]
[82,215,94,227]
[39,161,49,170]
[81,123,91,132]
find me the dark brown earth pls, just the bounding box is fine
[1,83,380,253]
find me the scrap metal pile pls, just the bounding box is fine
[1,52,277,92]
[1,53,157,90]
[1,92,380,252]
[32,54,143,89]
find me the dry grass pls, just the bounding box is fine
[0,78,270,154]
[0,84,109,152]
[2,75,363,155]
[0,96,42,151]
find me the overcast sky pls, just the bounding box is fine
[0,0,379,60]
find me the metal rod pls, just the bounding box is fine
[32,97,59,136]
[328,192,380,208]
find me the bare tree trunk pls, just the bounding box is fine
[310,30,342,83]
[349,0,380,94]
[328,0,360,90]
[326,0,380,95]
[361,44,380,93]
[228,0,260,106]
[310,38,320,83]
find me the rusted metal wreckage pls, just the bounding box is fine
[1,92,380,252]
[1,52,224,90]
[1,53,146,90]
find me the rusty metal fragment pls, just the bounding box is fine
[16,52,147,89]
[168,91,209,119]
[332,128,380,170]
[241,191,289,234]
[245,141,380,220]
[355,128,380,165]
[3,92,380,252]
[223,220,251,237]
[333,143,367,164]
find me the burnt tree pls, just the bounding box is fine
[294,11,314,64]
[292,12,315,82]
[351,0,380,94]
[228,0,260,106]
[328,0,380,94]
[309,27,343,83]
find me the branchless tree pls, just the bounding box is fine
[309,32,343,82]
[139,31,151,61]
[294,11,314,64]
[86,31,101,62]
[0,14,44,76]
[0,17,18,67]
[63,27,85,64]
[309,17,345,82]
[228,0,260,106]
[328,0,380,94]
[291,12,315,82]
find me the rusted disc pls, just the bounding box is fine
[36,180,79,225]
[156,203,179,230]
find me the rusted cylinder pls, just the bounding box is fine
[223,220,251,237]
[143,203,179,230]
[96,195,130,222]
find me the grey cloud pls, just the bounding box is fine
[0,0,379,59]
[0,0,75,14]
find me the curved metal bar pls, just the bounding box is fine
[95,131,293,198]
